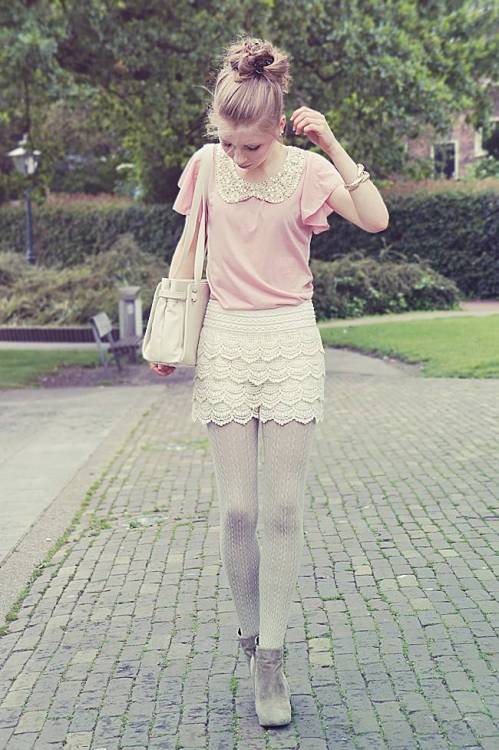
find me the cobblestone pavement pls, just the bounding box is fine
[0,348,498,750]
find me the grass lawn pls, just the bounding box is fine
[0,350,100,389]
[319,314,499,378]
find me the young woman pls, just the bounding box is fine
[150,36,389,727]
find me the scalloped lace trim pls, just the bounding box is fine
[196,336,325,363]
[192,332,325,426]
[192,406,324,427]
[195,362,325,386]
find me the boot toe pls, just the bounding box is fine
[254,646,292,727]
[257,705,292,727]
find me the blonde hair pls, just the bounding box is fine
[205,36,291,139]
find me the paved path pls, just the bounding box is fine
[0,386,164,617]
[0,348,498,749]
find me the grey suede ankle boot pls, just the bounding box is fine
[253,636,292,727]
[237,627,258,678]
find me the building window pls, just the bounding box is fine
[482,118,499,159]
[475,119,499,159]
[474,128,487,157]
[432,141,457,178]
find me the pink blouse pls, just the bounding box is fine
[172,142,345,310]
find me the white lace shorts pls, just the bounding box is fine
[191,297,325,426]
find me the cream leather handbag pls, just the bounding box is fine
[142,143,214,367]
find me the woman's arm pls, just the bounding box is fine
[323,138,389,233]
[290,106,390,233]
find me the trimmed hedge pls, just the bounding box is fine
[316,190,499,299]
[1,189,497,296]
[0,203,183,268]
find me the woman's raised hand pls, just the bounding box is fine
[149,362,176,376]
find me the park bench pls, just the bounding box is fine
[89,312,143,371]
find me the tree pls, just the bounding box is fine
[52,0,274,201]
[0,0,87,200]
[1,0,498,202]
[268,0,499,176]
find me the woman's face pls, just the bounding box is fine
[217,117,285,171]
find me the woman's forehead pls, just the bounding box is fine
[217,124,272,142]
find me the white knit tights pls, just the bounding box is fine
[206,416,316,649]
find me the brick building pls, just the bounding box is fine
[405,83,499,179]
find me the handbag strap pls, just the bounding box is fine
[175,143,214,283]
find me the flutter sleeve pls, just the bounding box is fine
[172,148,203,215]
[300,151,345,234]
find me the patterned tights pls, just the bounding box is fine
[206,416,316,649]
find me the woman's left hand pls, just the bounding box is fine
[290,107,337,153]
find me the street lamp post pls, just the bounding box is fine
[7,134,41,265]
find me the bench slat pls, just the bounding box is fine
[108,336,142,350]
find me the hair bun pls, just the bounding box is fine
[253,53,274,74]
[225,36,290,92]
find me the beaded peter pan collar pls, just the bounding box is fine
[215,143,306,204]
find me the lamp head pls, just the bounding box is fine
[7,134,40,176]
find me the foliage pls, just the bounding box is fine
[377,175,499,196]
[311,253,461,321]
[0,250,32,288]
[39,94,130,192]
[270,0,499,178]
[0,235,163,326]
[1,1,498,202]
[313,189,499,298]
[464,154,499,179]
[0,201,182,267]
[0,1,76,201]
[43,193,134,207]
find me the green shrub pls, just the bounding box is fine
[0,251,32,287]
[311,253,462,321]
[0,234,165,326]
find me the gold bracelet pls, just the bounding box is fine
[346,162,366,185]
[346,171,371,192]
[344,162,371,192]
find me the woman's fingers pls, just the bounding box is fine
[149,362,176,376]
